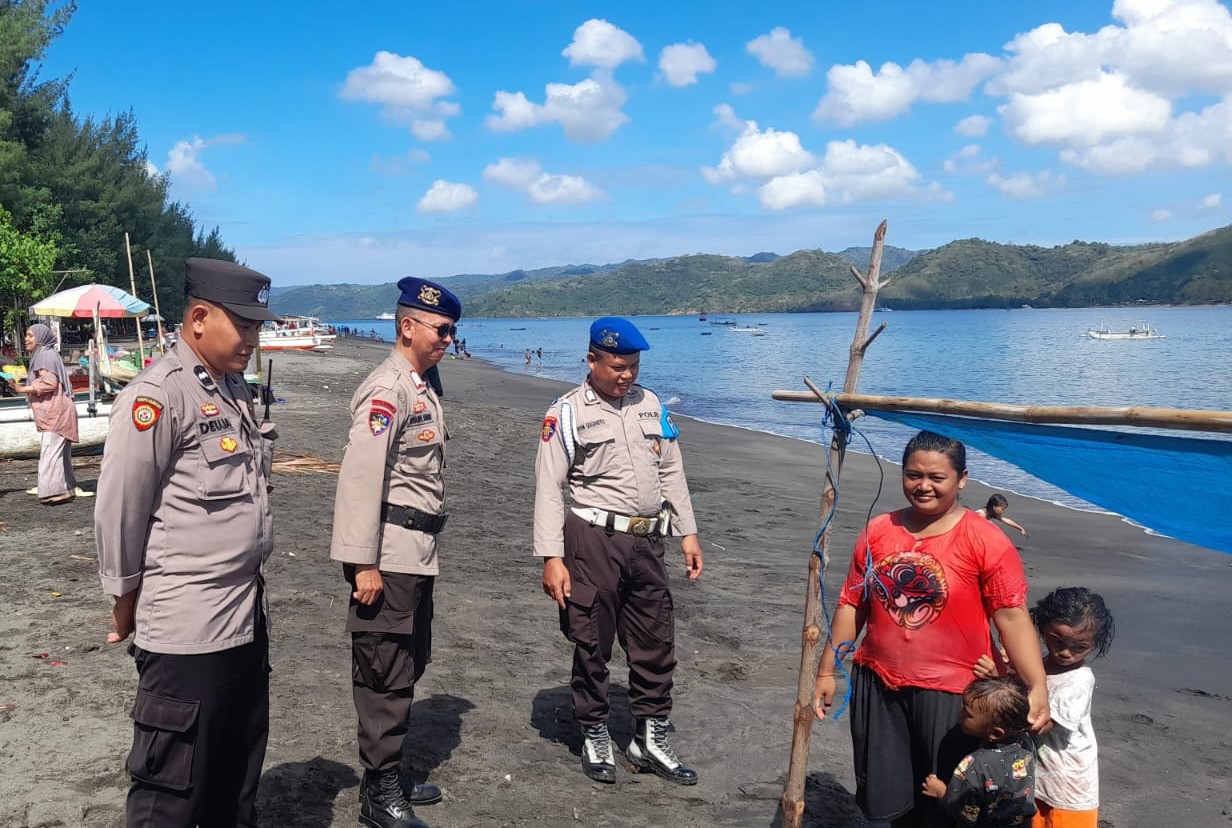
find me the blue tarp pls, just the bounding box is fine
[867,411,1232,555]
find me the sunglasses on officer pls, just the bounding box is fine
[408,317,458,339]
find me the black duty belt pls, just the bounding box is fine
[381,503,449,534]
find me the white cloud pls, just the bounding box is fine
[416,180,478,213]
[482,157,604,205]
[759,171,826,210]
[563,19,644,69]
[943,144,999,175]
[985,170,1064,199]
[746,27,813,77]
[486,72,630,143]
[1151,208,1173,222]
[1201,193,1223,208]
[144,159,160,177]
[729,81,755,96]
[981,1,1232,176]
[955,114,992,136]
[702,121,815,183]
[999,72,1171,148]
[820,140,921,202]
[341,52,460,140]
[165,133,246,188]
[712,103,744,132]
[659,42,716,87]
[703,117,924,210]
[813,54,1000,125]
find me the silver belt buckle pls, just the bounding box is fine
[627,517,652,537]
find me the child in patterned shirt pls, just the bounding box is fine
[923,676,1037,827]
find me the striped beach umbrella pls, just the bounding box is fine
[30,284,150,318]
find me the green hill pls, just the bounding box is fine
[270,228,1232,319]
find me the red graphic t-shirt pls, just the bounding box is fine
[838,509,1028,693]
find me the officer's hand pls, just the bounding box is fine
[352,565,384,606]
[542,557,571,609]
[107,591,138,644]
[681,534,703,580]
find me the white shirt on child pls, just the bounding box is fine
[1034,664,1099,810]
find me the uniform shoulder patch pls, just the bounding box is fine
[541,415,558,442]
[369,398,396,436]
[131,396,164,431]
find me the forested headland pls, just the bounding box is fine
[1,1,234,346]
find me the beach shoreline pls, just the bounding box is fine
[1,336,1228,827]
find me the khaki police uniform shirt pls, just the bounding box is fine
[330,350,446,575]
[96,341,275,655]
[533,379,698,558]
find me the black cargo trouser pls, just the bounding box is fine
[560,511,676,726]
[346,569,435,771]
[125,620,270,828]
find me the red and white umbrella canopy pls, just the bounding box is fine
[30,284,150,318]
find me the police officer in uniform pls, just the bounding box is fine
[330,277,461,828]
[533,317,704,786]
[96,258,279,827]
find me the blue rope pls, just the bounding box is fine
[812,387,886,722]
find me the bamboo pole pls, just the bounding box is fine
[769,391,1232,434]
[780,220,889,828]
[124,232,145,364]
[146,250,166,351]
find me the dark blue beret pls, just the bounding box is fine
[396,276,462,321]
[589,317,649,354]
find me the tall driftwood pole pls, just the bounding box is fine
[124,232,145,364]
[780,220,891,828]
[146,250,166,350]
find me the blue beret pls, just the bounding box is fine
[396,276,462,321]
[589,317,649,354]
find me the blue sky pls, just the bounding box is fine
[39,0,1232,286]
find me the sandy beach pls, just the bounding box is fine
[1,336,1229,828]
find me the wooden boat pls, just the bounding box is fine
[0,397,112,458]
[260,316,336,351]
[1086,320,1165,340]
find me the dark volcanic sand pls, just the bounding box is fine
[1,338,1228,827]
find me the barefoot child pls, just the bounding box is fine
[1028,587,1114,828]
[922,676,1037,826]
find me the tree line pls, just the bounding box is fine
[0,0,235,351]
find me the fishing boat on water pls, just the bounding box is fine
[1085,320,1165,340]
[375,312,395,320]
[260,316,337,351]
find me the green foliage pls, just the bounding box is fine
[0,202,58,341]
[0,0,235,327]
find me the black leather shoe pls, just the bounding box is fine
[626,717,699,786]
[405,782,443,806]
[359,769,430,828]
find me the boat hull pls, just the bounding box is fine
[0,400,112,458]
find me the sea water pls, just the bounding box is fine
[329,305,1232,513]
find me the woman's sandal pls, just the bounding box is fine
[39,493,74,505]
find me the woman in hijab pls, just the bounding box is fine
[6,324,85,504]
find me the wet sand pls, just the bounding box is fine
[0,337,1228,827]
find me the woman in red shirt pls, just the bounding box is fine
[813,430,1048,828]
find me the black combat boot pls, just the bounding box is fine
[580,722,617,783]
[359,768,430,828]
[626,717,698,785]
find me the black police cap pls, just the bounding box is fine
[185,258,279,322]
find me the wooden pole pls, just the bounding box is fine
[124,232,145,364]
[768,391,1232,434]
[146,250,166,351]
[780,220,890,828]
